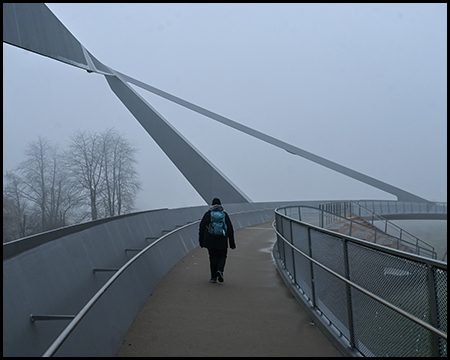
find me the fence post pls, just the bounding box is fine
[279,214,286,265]
[308,227,317,308]
[427,265,441,356]
[290,220,296,284]
[343,239,355,349]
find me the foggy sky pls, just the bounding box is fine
[3,3,447,210]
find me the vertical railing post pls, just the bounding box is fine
[343,238,356,349]
[308,227,316,308]
[289,220,296,284]
[427,265,441,357]
[281,215,287,265]
[278,213,285,264]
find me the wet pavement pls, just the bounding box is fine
[115,222,343,357]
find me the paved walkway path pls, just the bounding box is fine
[116,222,342,357]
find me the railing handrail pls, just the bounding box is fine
[350,201,435,251]
[41,221,198,357]
[288,204,437,259]
[271,220,447,340]
[40,207,274,357]
[276,205,446,265]
[357,200,447,214]
[274,206,447,356]
[323,201,436,256]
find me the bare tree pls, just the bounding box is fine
[100,129,141,216]
[3,193,17,242]
[13,137,79,232]
[67,130,105,220]
[3,172,29,240]
[67,128,140,220]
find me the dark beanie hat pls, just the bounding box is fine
[212,198,221,205]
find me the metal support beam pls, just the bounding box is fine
[115,70,431,204]
[104,74,251,205]
[30,314,75,322]
[3,3,432,205]
[92,268,119,273]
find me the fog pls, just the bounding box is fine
[3,3,447,210]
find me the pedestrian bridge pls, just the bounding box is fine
[3,200,447,357]
[3,4,447,357]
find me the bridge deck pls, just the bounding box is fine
[115,222,342,357]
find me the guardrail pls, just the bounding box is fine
[4,200,445,357]
[41,221,199,356]
[3,204,279,357]
[40,207,277,356]
[355,200,447,220]
[318,201,437,259]
[273,205,447,357]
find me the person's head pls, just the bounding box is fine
[212,198,221,205]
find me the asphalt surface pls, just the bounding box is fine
[115,222,343,357]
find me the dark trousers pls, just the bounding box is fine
[207,248,228,279]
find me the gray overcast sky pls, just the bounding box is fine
[3,3,447,210]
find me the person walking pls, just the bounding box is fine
[199,198,235,283]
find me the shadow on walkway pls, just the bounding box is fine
[116,222,342,357]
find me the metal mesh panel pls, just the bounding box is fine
[347,242,430,318]
[281,216,291,239]
[313,264,350,339]
[279,215,291,263]
[284,243,295,279]
[435,268,448,357]
[292,222,312,299]
[281,218,294,277]
[285,206,300,220]
[274,213,285,265]
[347,241,444,356]
[310,230,349,337]
[275,207,447,357]
[351,286,435,356]
[310,230,346,276]
[299,207,320,226]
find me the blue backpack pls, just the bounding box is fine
[208,210,227,236]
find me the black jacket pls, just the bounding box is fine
[199,205,235,249]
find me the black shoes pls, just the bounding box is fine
[216,271,224,283]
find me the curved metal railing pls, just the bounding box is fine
[39,207,275,357]
[4,200,446,357]
[273,205,447,357]
[318,201,437,259]
[41,221,198,356]
[355,200,447,219]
